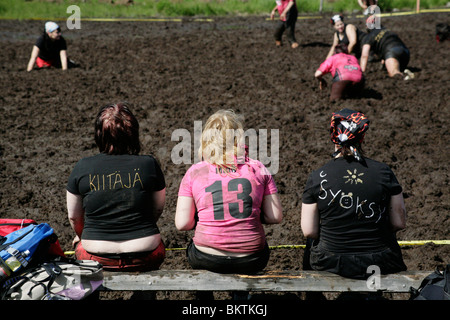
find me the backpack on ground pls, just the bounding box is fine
[0,223,61,281]
[0,219,65,257]
[410,264,450,300]
[0,219,36,236]
[1,257,103,300]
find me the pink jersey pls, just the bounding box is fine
[178,159,278,253]
[319,53,363,83]
[275,0,296,21]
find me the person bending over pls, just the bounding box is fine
[315,43,364,101]
[27,21,77,71]
[325,14,366,60]
[360,18,414,80]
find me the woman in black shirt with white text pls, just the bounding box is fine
[301,108,407,279]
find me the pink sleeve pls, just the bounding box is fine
[318,56,334,74]
[178,168,193,197]
[263,169,278,195]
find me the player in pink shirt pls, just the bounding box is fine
[315,43,364,101]
[270,0,299,48]
[175,110,283,274]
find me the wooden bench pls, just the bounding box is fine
[99,269,429,294]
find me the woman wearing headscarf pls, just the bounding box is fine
[301,108,407,279]
[27,21,76,71]
[325,14,365,60]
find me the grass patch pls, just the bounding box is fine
[0,0,448,20]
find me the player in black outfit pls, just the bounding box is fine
[360,20,414,80]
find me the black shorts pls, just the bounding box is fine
[186,241,270,274]
[306,240,407,279]
[384,45,410,71]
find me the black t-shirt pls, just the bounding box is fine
[361,28,407,59]
[336,24,365,58]
[35,34,67,61]
[302,157,402,253]
[67,153,166,241]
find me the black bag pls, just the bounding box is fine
[1,257,103,300]
[410,264,450,300]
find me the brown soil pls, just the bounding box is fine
[0,12,448,300]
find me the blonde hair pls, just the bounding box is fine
[199,109,245,170]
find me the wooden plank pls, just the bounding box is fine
[100,270,430,293]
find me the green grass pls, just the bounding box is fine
[0,0,448,20]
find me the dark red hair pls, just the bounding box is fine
[94,102,141,155]
[334,43,349,54]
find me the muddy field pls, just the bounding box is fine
[0,12,449,300]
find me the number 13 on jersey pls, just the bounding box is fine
[205,178,253,220]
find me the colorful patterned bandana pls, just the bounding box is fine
[330,109,370,161]
[330,14,343,25]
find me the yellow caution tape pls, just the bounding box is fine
[2,8,448,23]
[62,240,450,256]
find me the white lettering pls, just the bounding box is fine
[182,304,216,317]
[66,5,81,30]
[366,265,381,290]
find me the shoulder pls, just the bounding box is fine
[70,154,101,172]
[245,158,272,174]
[35,35,45,46]
[185,161,210,176]
[363,157,394,171]
[346,24,357,31]
[139,154,158,163]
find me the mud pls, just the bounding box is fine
[0,12,448,300]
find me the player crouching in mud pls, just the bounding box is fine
[315,43,364,102]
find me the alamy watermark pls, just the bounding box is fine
[366,5,382,29]
[66,5,81,30]
[366,265,381,290]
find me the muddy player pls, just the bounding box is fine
[301,108,407,279]
[27,21,76,71]
[315,43,364,101]
[67,102,166,271]
[270,0,299,48]
[325,14,366,60]
[360,17,414,80]
[175,110,283,274]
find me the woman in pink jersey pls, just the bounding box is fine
[175,110,283,274]
[315,43,364,101]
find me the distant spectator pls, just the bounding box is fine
[315,43,364,101]
[270,0,299,48]
[27,21,77,71]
